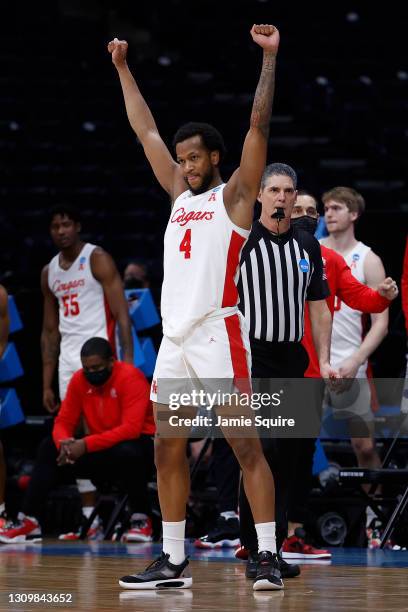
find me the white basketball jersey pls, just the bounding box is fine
[161,184,250,338]
[322,240,371,374]
[48,243,114,370]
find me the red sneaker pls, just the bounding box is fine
[282,529,331,559]
[121,516,153,543]
[0,515,41,543]
[58,531,81,541]
[59,519,103,541]
[0,511,8,530]
[235,545,249,560]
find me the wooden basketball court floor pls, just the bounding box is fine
[1,541,408,611]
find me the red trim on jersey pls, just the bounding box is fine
[104,295,117,357]
[222,230,246,308]
[224,314,251,394]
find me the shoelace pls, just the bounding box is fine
[145,553,167,571]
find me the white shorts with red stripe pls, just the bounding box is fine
[150,309,251,404]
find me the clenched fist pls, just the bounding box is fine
[250,24,280,55]
[377,277,399,301]
[107,37,128,67]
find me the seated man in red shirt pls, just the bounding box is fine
[0,337,155,543]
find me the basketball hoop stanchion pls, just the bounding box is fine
[380,485,408,548]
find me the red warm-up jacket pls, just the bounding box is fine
[53,361,155,453]
[302,245,391,378]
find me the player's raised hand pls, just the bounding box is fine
[377,277,399,301]
[107,37,128,67]
[250,24,280,55]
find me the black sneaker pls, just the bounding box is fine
[279,555,300,578]
[245,550,259,579]
[253,551,284,591]
[246,550,299,579]
[119,552,192,590]
[194,515,240,549]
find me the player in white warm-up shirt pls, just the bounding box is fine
[109,25,289,591]
[48,242,114,396]
[329,241,372,378]
[41,206,133,409]
[321,186,388,478]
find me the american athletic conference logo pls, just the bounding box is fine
[350,252,360,269]
[78,256,86,271]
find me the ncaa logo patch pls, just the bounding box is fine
[352,253,360,262]
[298,258,309,273]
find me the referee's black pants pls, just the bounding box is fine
[239,339,309,553]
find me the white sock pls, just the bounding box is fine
[82,506,95,520]
[0,502,5,514]
[162,520,186,565]
[76,479,96,494]
[220,511,239,520]
[82,506,99,529]
[366,505,378,528]
[255,521,276,554]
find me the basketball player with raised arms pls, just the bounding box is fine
[41,205,134,410]
[109,25,283,590]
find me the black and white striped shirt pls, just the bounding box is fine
[237,221,328,343]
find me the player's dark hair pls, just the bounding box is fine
[80,337,113,360]
[261,163,298,190]
[172,122,226,164]
[48,204,81,225]
[297,189,317,203]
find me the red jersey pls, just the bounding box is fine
[53,361,155,453]
[302,245,390,378]
[402,236,408,333]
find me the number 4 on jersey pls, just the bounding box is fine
[179,229,192,259]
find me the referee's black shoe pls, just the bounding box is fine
[253,551,284,591]
[246,550,300,580]
[119,552,192,589]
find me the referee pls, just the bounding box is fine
[237,163,336,579]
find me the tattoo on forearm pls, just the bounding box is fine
[250,52,276,137]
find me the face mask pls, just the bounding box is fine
[291,215,318,235]
[84,367,112,387]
